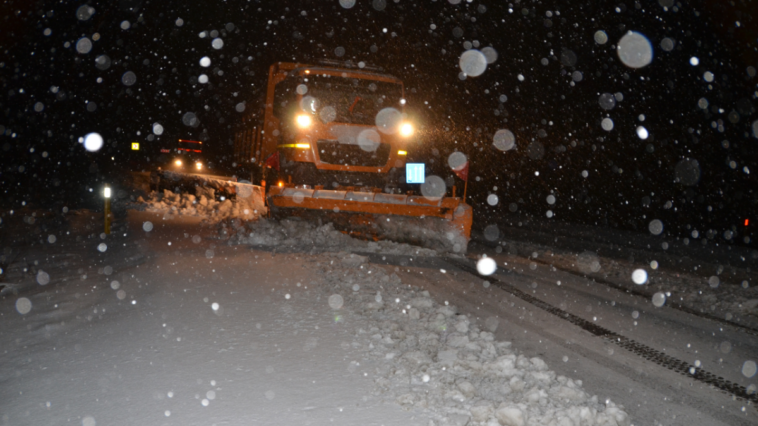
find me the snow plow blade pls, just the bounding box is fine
[267,186,472,254]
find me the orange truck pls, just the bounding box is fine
[234,61,472,253]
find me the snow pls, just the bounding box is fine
[228,218,439,257]
[135,176,265,223]
[308,251,631,425]
[480,219,758,328]
[139,173,465,254]
[1,204,632,426]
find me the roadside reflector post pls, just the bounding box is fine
[463,179,468,203]
[104,185,111,235]
[452,185,457,198]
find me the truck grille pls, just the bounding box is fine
[316,140,390,167]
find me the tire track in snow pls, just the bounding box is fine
[473,236,758,338]
[525,255,758,338]
[443,256,758,406]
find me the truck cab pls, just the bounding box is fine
[235,62,414,191]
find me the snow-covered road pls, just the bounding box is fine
[1,205,756,425]
[428,246,757,425]
[1,211,424,426]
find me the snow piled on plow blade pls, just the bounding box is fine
[267,186,473,254]
[224,218,440,257]
[358,212,470,254]
[135,171,266,222]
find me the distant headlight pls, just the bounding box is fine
[175,159,182,166]
[195,162,203,170]
[400,122,414,137]
[295,114,312,129]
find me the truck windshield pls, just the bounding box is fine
[299,75,404,125]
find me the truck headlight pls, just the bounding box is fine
[296,114,312,129]
[195,162,203,170]
[175,159,182,166]
[400,122,414,137]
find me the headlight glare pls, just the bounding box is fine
[400,122,414,137]
[295,114,312,129]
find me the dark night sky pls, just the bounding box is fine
[1,0,756,245]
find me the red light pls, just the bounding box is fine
[746,219,749,227]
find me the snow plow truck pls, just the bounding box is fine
[234,61,472,253]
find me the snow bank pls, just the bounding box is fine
[135,186,265,223]
[136,189,454,257]
[134,181,453,256]
[134,171,266,223]
[310,252,631,426]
